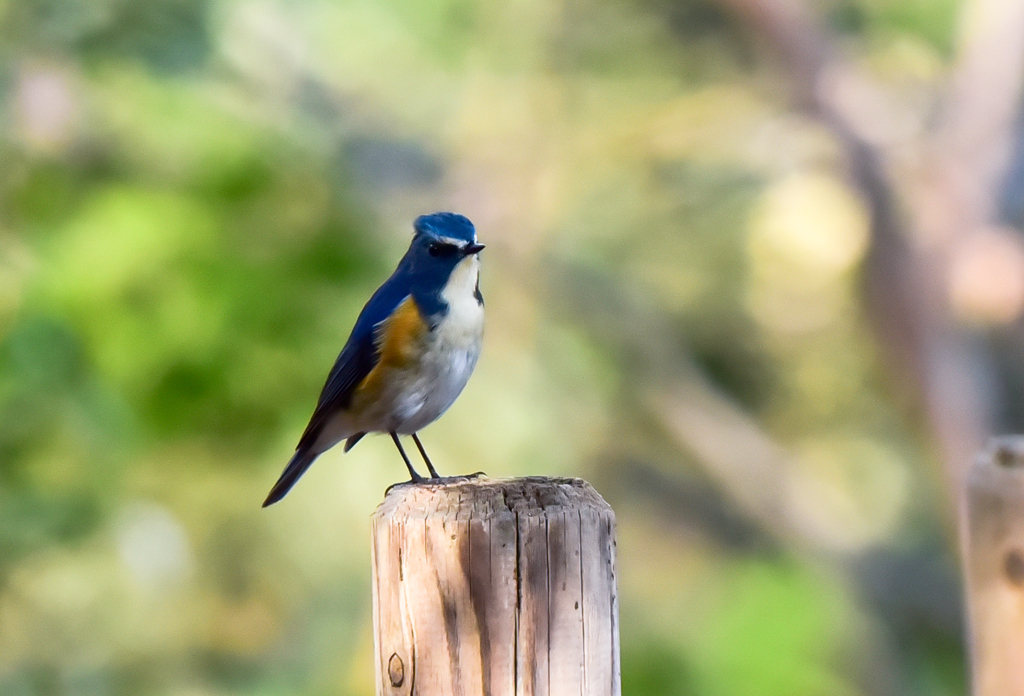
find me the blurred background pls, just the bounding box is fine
[4,0,1024,693]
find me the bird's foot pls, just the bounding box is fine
[384,471,488,495]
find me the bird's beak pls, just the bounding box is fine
[463,243,485,255]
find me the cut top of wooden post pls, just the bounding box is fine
[375,475,614,521]
[371,476,620,696]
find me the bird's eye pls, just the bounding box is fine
[428,243,445,257]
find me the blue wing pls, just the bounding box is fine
[295,271,414,451]
[262,275,411,509]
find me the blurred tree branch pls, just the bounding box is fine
[707,0,1024,510]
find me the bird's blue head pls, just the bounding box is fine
[406,213,484,262]
[395,213,484,309]
[413,212,478,245]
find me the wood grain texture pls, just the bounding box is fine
[964,437,1024,696]
[371,476,620,696]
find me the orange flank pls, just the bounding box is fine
[355,295,428,401]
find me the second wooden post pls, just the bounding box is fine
[371,476,620,696]
[964,437,1024,695]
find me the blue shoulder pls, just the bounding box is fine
[350,272,417,342]
[354,260,448,333]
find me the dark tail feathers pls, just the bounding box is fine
[262,449,318,507]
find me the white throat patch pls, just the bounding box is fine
[438,255,483,343]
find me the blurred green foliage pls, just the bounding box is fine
[0,0,972,694]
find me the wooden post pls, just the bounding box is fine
[964,437,1024,696]
[371,476,620,696]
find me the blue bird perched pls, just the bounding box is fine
[263,212,485,507]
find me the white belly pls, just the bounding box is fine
[391,340,480,433]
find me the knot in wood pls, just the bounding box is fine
[387,652,404,687]
[990,437,1024,468]
[1005,549,1024,587]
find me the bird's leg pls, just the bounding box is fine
[411,433,440,478]
[390,432,425,483]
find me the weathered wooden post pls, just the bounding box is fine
[371,476,620,696]
[963,437,1024,696]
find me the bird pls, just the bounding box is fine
[262,212,485,507]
